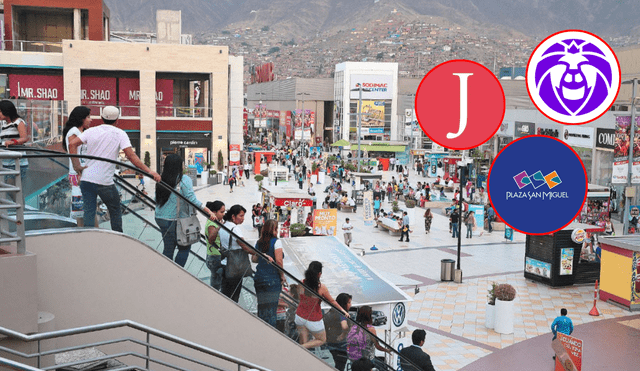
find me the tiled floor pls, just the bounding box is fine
[185,168,640,370]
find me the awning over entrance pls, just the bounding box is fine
[331,139,350,147]
[349,144,406,152]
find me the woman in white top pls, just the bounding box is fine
[0,100,30,185]
[218,204,257,302]
[63,106,92,226]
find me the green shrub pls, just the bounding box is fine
[392,200,400,213]
[290,223,306,237]
[405,199,416,208]
[254,175,264,182]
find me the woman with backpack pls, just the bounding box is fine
[155,154,215,267]
[347,306,391,368]
[295,261,349,349]
[252,219,285,328]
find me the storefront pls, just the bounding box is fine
[599,235,640,311]
[524,223,601,287]
[577,184,610,231]
[156,133,211,173]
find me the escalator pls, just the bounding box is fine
[12,147,422,371]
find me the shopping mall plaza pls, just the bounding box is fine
[1,1,640,370]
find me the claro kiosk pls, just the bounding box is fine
[598,235,640,311]
[524,223,601,287]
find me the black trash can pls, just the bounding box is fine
[441,259,455,281]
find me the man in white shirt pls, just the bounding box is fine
[342,218,354,247]
[69,106,160,232]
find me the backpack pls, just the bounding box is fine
[346,325,368,361]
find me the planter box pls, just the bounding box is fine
[485,303,495,329]
[208,175,218,185]
[494,299,514,334]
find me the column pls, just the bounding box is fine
[140,71,157,171]
[73,9,82,40]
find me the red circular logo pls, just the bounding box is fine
[415,60,505,150]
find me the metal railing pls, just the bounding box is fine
[1,40,63,53]
[157,106,212,118]
[0,150,26,254]
[0,320,272,371]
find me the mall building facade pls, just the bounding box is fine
[0,0,242,171]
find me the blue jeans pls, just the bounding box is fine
[156,218,191,267]
[254,276,281,328]
[452,222,459,238]
[466,223,473,238]
[80,181,122,232]
[206,254,223,290]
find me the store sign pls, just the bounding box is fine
[596,128,615,150]
[537,127,560,138]
[514,121,535,138]
[350,74,393,100]
[9,74,64,100]
[563,126,594,148]
[571,229,586,243]
[312,209,338,236]
[159,138,210,148]
[555,333,583,371]
[273,197,314,207]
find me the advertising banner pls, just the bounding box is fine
[525,257,551,279]
[359,100,385,127]
[560,248,574,275]
[312,209,338,236]
[554,333,583,371]
[514,121,535,138]
[363,191,374,226]
[81,77,117,115]
[613,115,640,183]
[280,236,412,305]
[350,74,393,100]
[468,204,484,230]
[596,128,615,151]
[9,74,64,100]
[229,144,241,165]
[294,128,312,141]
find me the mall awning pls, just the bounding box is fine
[331,139,351,147]
[349,144,406,152]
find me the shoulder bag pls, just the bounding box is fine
[225,226,252,279]
[175,178,202,247]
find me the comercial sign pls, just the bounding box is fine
[9,74,64,100]
[350,74,393,100]
[514,121,535,138]
[81,77,117,115]
[312,209,338,236]
[229,144,241,165]
[596,128,615,150]
[562,126,594,148]
[272,197,314,208]
[537,127,560,138]
[119,78,174,116]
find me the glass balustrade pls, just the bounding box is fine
[12,148,417,371]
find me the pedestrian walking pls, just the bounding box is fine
[399,211,410,242]
[229,174,236,193]
[450,208,460,239]
[298,172,304,189]
[399,329,436,371]
[244,162,250,179]
[343,218,353,247]
[253,219,285,329]
[551,308,573,359]
[324,293,353,371]
[205,200,226,290]
[62,106,91,226]
[424,208,433,234]
[465,210,476,239]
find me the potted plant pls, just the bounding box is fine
[391,200,400,214]
[494,283,516,334]
[255,174,264,190]
[290,223,306,237]
[404,199,416,222]
[485,282,497,329]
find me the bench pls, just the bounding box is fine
[377,220,401,236]
[337,204,356,212]
[432,184,455,193]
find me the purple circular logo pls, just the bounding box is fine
[527,30,620,125]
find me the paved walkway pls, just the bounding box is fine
[186,168,638,370]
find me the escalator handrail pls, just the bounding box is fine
[16,147,420,368]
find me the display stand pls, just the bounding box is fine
[599,235,640,311]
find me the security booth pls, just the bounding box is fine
[598,235,640,311]
[261,188,316,236]
[442,157,462,183]
[524,223,601,287]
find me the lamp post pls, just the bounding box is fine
[350,87,372,172]
[455,153,473,283]
[297,92,310,157]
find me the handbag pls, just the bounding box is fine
[224,226,252,279]
[175,179,201,247]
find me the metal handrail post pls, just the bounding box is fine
[146,332,150,369]
[37,340,41,368]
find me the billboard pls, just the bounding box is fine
[349,74,393,100]
[312,209,338,236]
[359,100,385,127]
[229,144,241,165]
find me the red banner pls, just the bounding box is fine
[273,197,314,207]
[118,78,174,116]
[81,77,117,115]
[9,74,64,100]
[229,144,241,166]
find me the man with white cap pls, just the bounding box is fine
[69,106,160,232]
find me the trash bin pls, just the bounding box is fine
[441,259,455,281]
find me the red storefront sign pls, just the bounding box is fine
[9,74,64,100]
[118,78,174,116]
[229,144,241,166]
[272,198,314,207]
[81,77,117,115]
